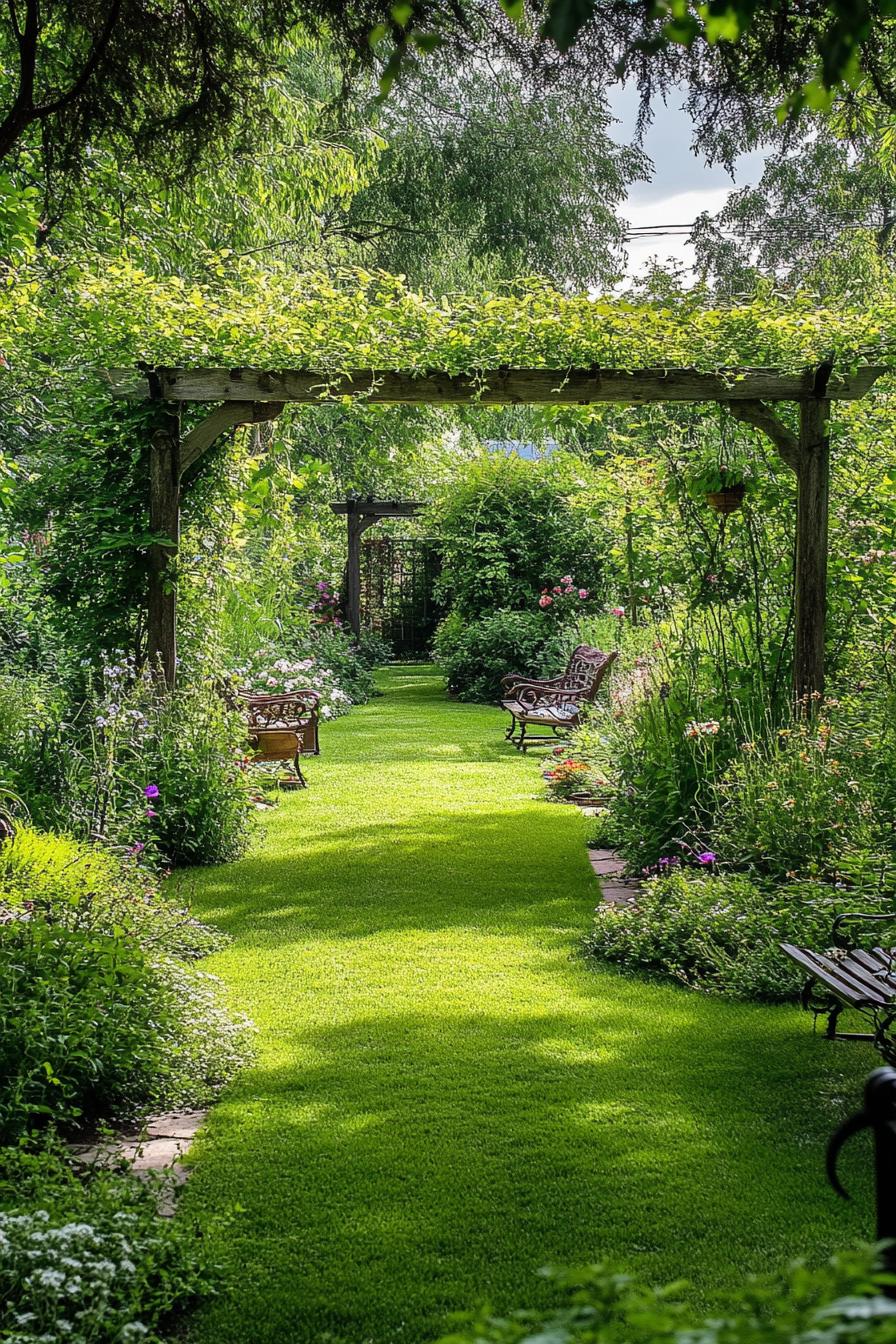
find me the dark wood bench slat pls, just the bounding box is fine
[780,943,893,1006]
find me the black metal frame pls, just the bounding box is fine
[828,1067,896,1292]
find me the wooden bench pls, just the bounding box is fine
[500,645,618,752]
[781,911,896,1063]
[240,690,320,788]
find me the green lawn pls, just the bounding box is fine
[178,665,875,1344]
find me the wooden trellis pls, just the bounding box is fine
[107,361,885,699]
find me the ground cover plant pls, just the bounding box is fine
[0,1139,217,1344]
[175,669,876,1344]
[431,1249,896,1344]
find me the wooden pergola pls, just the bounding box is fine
[107,361,884,697]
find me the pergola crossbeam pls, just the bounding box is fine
[109,365,885,406]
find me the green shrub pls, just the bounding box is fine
[0,1139,217,1343]
[0,917,171,1139]
[433,1250,896,1344]
[433,609,571,702]
[431,453,604,620]
[139,685,253,867]
[583,869,884,1001]
[0,826,224,960]
[0,828,253,1139]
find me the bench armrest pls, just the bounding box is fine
[501,672,564,693]
[832,910,896,949]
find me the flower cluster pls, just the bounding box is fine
[231,650,353,720]
[309,579,343,627]
[538,575,589,611]
[684,720,720,739]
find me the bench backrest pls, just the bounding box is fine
[559,646,619,700]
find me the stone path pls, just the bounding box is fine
[70,1110,207,1216]
[588,847,640,906]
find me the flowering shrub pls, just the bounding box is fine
[537,574,591,617]
[544,756,606,801]
[0,1140,216,1344]
[708,713,879,881]
[233,625,377,720]
[309,577,343,628]
[584,869,885,1001]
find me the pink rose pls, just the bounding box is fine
[611,606,625,618]
[538,595,553,608]
[561,576,572,585]
[578,589,588,599]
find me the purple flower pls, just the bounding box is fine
[143,784,159,799]
[697,851,717,865]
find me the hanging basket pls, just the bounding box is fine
[705,483,746,515]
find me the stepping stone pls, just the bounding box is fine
[586,847,641,907]
[68,1110,207,1217]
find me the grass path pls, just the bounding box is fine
[179,665,873,1344]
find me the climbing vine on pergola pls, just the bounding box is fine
[8,254,883,701]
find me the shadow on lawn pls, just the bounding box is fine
[187,1002,873,1344]
[175,802,597,941]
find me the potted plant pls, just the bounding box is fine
[686,459,752,514]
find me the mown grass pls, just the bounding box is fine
[178,665,875,1344]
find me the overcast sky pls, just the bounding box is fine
[609,85,766,279]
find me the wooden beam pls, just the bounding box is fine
[107,365,885,406]
[793,397,831,703]
[180,400,285,475]
[345,512,371,638]
[147,409,181,689]
[330,500,422,517]
[727,399,800,471]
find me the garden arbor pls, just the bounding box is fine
[113,361,883,695]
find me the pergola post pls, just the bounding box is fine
[147,407,181,688]
[793,397,831,703]
[346,512,367,638]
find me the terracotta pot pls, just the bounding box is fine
[706,483,746,514]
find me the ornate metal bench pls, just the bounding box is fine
[781,911,896,1063]
[240,690,320,788]
[500,645,618,752]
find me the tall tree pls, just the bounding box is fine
[339,64,648,289]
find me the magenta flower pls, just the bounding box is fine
[143,784,160,799]
[145,807,158,819]
[697,851,717,865]
[129,841,145,855]
[578,588,589,599]
[611,606,625,618]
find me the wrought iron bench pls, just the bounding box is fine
[781,911,896,1063]
[500,645,618,753]
[240,690,320,788]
